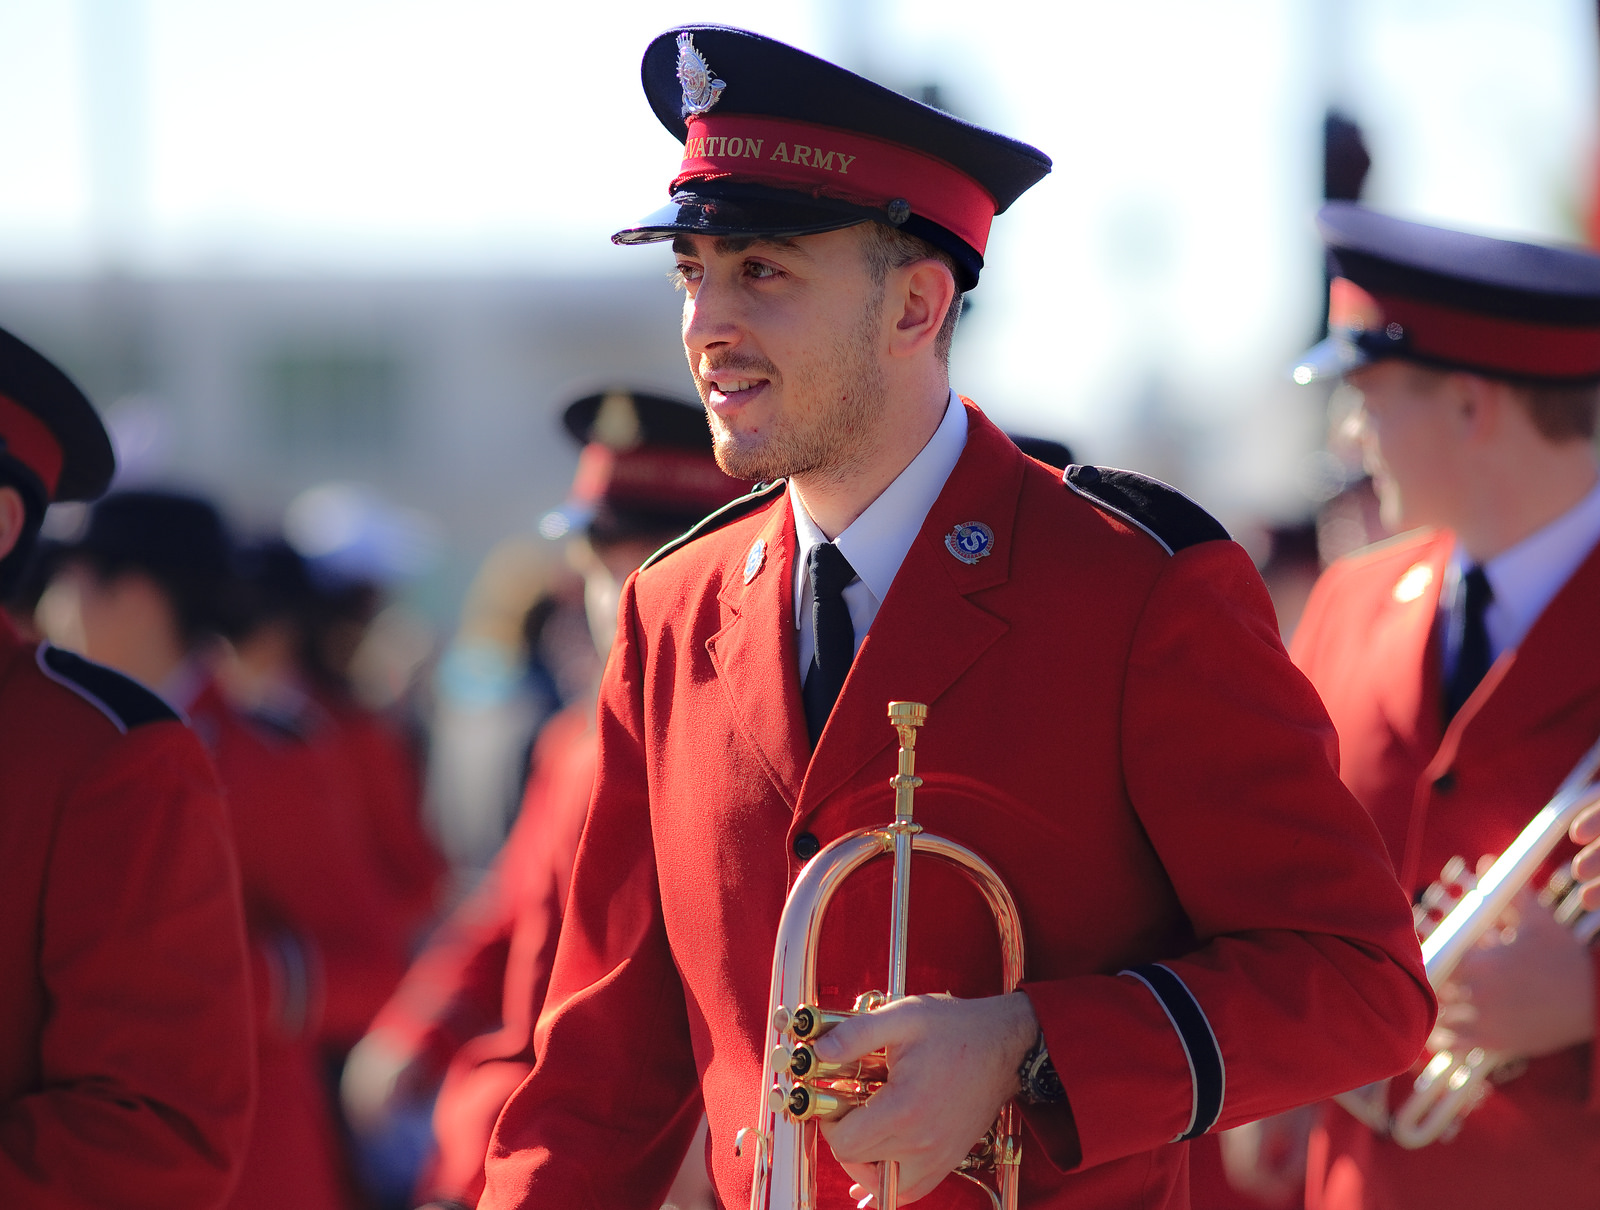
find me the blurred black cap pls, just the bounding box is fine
[540,389,750,542]
[69,490,233,583]
[0,326,114,503]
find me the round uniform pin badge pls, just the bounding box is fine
[743,537,766,584]
[944,521,994,564]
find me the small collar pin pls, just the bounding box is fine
[743,537,766,584]
[944,521,994,564]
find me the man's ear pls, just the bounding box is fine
[0,486,28,563]
[1452,373,1506,444]
[887,259,957,358]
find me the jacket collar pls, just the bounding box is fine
[707,400,1023,815]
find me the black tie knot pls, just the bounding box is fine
[810,541,856,598]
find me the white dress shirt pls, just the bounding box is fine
[1441,475,1600,677]
[791,390,968,681]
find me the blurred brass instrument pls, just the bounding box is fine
[735,701,1026,1209]
[1336,732,1600,1148]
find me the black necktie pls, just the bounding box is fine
[802,542,857,746]
[1445,564,1493,721]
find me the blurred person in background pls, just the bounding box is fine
[0,328,255,1205]
[227,533,445,945]
[40,488,413,1210]
[424,537,592,877]
[1286,204,1600,1210]
[343,389,749,1210]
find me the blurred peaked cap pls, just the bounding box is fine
[561,388,716,450]
[1294,202,1600,386]
[540,389,751,540]
[613,26,1053,290]
[0,325,114,503]
[70,490,233,582]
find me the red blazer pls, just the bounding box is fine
[0,620,254,1207]
[1292,529,1600,1210]
[483,403,1433,1210]
[369,704,597,1207]
[189,681,411,1210]
[315,691,444,942]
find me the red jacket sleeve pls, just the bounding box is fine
[482,576,703,1207]
[1024,539,1434,1171]
[0,722,256,1208]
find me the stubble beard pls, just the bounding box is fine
[697,291,886,487]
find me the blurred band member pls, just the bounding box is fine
[0,327,254,1205]
[1289,204,1600,1210]
[45,490,411,1210]
[228,538,443,942]
[345,390,749,1209]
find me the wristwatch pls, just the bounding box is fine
[1017,1028,1065,1105]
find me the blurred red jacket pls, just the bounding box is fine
[0,617,255,1207]
[189,679,411,1210]
[1293,530,1600,1210]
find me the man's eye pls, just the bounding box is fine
[672,263,703,290]
[745,261,779,279]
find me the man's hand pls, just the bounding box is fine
[812,991,1038,1206]
[1430,878,1594,1059]
[1568,798,1600,909]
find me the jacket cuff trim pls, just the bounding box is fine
[1122,963,1224,1140]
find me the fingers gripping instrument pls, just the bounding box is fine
[1335,732,1600,1148]
[736,702,1026,1209]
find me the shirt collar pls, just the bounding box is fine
[791,389,968,623]
[1449,474,1600,654]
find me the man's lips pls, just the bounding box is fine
[704,374,771,410]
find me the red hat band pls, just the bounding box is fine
[1330,276,1600,381]
[571,443,747,515]
[675,114,999,257]
[0,394,64,498]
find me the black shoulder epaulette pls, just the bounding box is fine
[1064,464,1230,555]
[36,644,180,734]
[639,479,788,571]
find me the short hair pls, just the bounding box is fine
[858,222,964,365]
[1512,380,1600,443]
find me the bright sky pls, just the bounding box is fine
[0,0,1594,515]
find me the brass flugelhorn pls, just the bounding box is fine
[735,702,1026,1209]
[1336,731,1600,1148]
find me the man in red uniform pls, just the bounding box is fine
[347,390,748,1209]
[46,491,411,1210]
[0,326,255,1205]
[482,29,1434,1209]
[1288,204,1600,1208]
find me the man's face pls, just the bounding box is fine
[1346,360,1466,533]
[673,226,887,484]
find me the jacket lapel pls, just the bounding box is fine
[797,404,1018,813]
[1372,533,1451,762]
[1451,536,1600,753]
[706,491,811,808]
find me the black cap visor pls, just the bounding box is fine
[615,183,982,290]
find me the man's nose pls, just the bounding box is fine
[682,273,740,356]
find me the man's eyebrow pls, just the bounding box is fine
[670,234,809,257]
